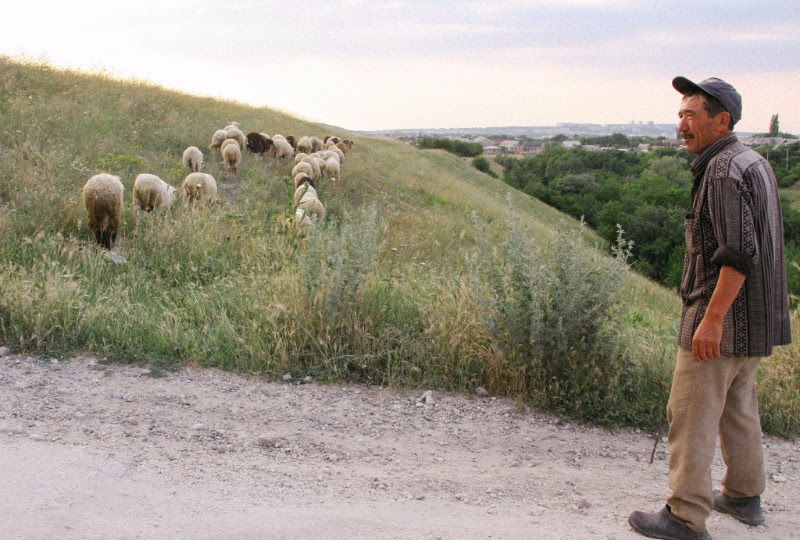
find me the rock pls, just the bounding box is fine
[256,434,279,448]
[282,373,292,382]
[303,376,314,384]
[101,251,128,265]
[0,347,9,357]
[326,453,339,462]
[771,473,786,483]
[420,390,435,404]
[476,387,490,398]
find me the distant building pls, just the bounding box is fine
[473,136,493,147]
[637,143,651,152]
[499,140,519,152]
[483,145,502,155]
[562,141,581,149]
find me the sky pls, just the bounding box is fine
[1,1,798,133]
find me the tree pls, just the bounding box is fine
[769,114,780,137]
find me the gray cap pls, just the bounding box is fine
[672,76,742,126]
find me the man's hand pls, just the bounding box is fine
[692,265,746,362]
[692,315,723,361]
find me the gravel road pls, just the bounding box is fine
[1,348,798,539]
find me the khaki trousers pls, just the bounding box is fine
[666,347,765,532]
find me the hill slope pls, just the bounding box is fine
[0,57,798,436]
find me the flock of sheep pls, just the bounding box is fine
[80,121,353,250]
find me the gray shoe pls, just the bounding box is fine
[628,505,711,540]
[712,489,765,526]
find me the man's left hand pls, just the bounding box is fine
[692,317,722,361]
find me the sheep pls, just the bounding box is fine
[224,126,246,149]
[336,140,354,154]
[293,182,317,206]
[329,146,345,163]
[209,129,226,150]
[182,172,217,206]
[271,137,294,160]
[322,150,341,163]
[132,174,176,215]
[222,142,242,178]
[291,161,313,179]
[182,146,204,173]
[297,190,325,221]
[309,136,323,152]
[220,138,240,153]
[82,173,124,250]
[245,132,270,155]
[323,156,340,182]
[301,155,322,179]
[296,136,313,155]
[285,135,297,150]
[293,173,315,190]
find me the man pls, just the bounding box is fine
[628,77,791,539]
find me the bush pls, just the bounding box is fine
[465,196,660,426]
[471,156,496,177]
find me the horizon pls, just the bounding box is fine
[1,1,797,134]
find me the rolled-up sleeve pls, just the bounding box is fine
[707,176,757,276]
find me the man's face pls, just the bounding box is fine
[677,94,730,154]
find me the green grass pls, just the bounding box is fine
[1,56,799,437]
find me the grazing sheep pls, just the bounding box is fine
[209,129,226,150]
[309,136,323,152]
[328,146,345,163]
[222,142,242,177]
[293,182,317,206]
[293,173,315,190]
[297,190,325,221]
[246,132,270,155]
[336,140,354,154]
[220,138,240,153]
[294,152,309,165]
[286,135,297,150]
[132,174,176,215]
[182,172,217,206]
[82,173,124,250]
[301,156,322,179]
[296,136,313,155]
[294,207,314,229]
[271,137,294,160]
[182,146,204,173]
[291,161,313,179]
[323,157,340,181]
[224,126,246,149]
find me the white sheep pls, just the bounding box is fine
[220,138,240,153]
[297,190,325,221]
[296,136,313,155]
[83,173,124,250]
[209,130,226,150]
[309,136,323,152]
[271,137,294,160]
[182,172,217,206]
[182,146,203,173]
[291,161,313,179]
[224,126,246,149]
[132,174,176,215]
[301,156,322,179]
[222,142,242,178]
[293,182,317,206]
[294,152,309,165]
[323,157,340,182]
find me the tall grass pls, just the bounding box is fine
[1,57,799,437]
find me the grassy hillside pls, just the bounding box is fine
[1,57,798,436]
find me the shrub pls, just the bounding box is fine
[466,196,656,425]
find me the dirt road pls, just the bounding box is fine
[1,349,798,539]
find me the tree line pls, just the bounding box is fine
[496,140,800,300]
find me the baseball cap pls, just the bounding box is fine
[672,76,742,126]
